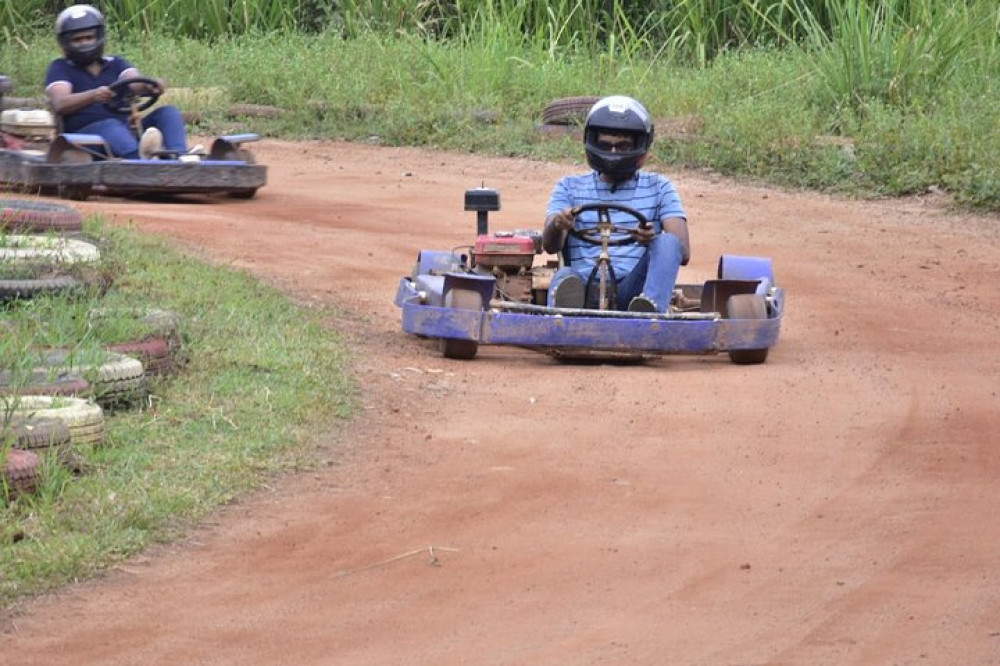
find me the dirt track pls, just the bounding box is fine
[3,139,1000,665]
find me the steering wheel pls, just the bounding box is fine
[105,76,161,114]
[569,202,650,246]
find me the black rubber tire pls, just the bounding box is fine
[0,199,83,233]
[6,416,72,449]
[4,417,75,470]
[440,288,481,360]
[726,294,770,365]
[0,276,82,302]
[2,449,41,497]
[541,96,601,125]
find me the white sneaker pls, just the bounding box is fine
[177,144,206,163]
[138,127,163,159]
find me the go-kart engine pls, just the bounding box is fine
[472,232,538,303]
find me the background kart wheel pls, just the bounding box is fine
[57,185,92,201]
[440,287,481,360]
[726,293,769,365]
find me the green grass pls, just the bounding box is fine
[0,217,355,610]
[5,2,1000,210]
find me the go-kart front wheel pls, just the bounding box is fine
[439,287,481,360]
[726,293,769,365]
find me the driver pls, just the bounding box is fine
[541,95,690,313]
[44,4,188,159]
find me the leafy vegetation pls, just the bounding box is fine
[3,1,999,209]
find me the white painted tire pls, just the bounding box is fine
[2,395,106,447]
[39,350,149,405]
[0,235,101,264]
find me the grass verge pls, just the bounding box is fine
[0,215,355,613]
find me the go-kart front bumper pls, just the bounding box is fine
[394,274,783,356]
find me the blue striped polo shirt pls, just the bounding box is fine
[546,170,686,274]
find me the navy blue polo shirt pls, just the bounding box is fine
[44,56,134,132]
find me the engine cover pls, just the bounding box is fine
[473,232,535,270]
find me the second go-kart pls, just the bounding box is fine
[395,187,784,363]
[0,75,266,201]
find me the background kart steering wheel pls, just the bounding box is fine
[105,76,161,114]
[569,202,651,246]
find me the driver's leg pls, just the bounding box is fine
[143,106,187,153]
[640,232,683,312]
[79,118,138,158]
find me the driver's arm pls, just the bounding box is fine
[542,208,574,254]
[662,216,691,265]
[46,80,114,116]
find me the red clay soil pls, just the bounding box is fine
[3,140,1000,665]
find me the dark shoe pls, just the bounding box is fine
[552,275,585,309]
[628,295,658,313]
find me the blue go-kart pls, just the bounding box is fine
[0,75,266,201]
[394,187,784,363]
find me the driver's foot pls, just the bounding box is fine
[628,295,658,313]
[139,127,163,159]
[552,275,585,309]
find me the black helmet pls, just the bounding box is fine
[583,95,655,180]
[56,5,106,66]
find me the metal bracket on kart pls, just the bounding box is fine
[394,185,784,362]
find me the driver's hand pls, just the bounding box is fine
[631,225,656,245]
[91,86,114,103]
[549,208,576,232]
[132,80,163,94]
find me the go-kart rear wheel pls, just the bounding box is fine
[726,293,769,365]
[57,184,92,201]
[440,287,481,360]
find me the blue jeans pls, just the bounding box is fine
[76,106,187,158]
[548,232,684,313]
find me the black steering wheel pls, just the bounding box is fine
[569,202,650,246]
[106,76,161,114]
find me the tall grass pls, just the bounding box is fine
[2,1,1000,208]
